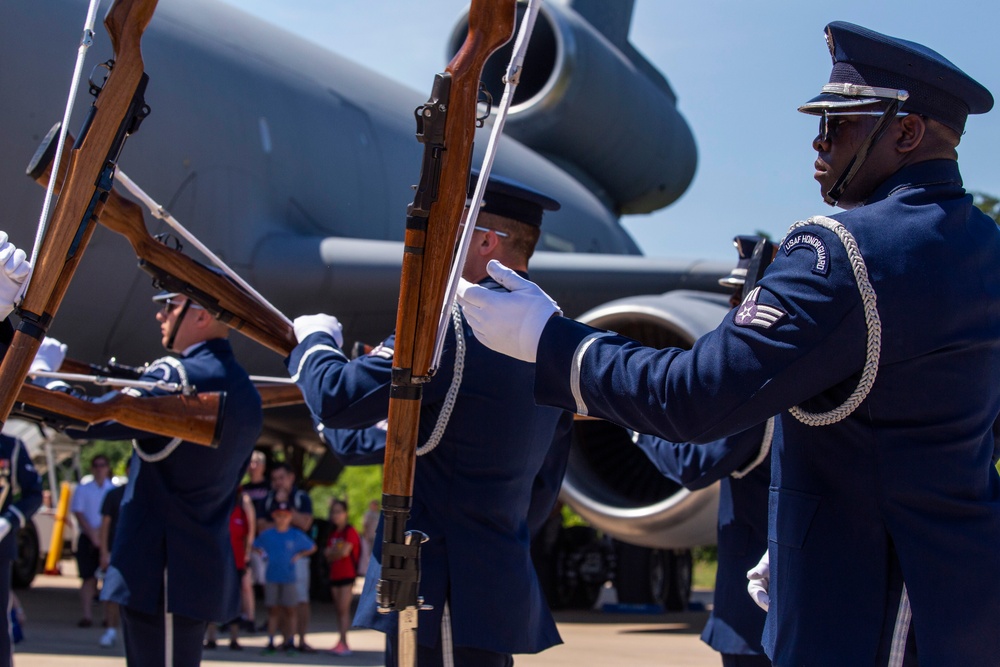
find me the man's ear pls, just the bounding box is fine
[896,114,925,153]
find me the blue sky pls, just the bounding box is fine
[219,1,1000,261]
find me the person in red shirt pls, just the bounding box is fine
[323,499,360,657]
[204,489,254,651]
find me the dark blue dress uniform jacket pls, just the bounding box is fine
[532,160,1000,666]
[288,307,573,655]
[634,421,772,658]
[0,435,42,562]
[66,339,261,623]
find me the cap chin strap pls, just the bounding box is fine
[164,298,193,352]
[825,96,907,206]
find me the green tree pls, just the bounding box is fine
[973,191,1000,224]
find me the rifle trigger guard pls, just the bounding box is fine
[88,60,114,98]
[476,83,493,127]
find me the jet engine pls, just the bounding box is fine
[562,290,733,549]
[448,1,697,214]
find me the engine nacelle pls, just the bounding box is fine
[562,290,732,548]
[448,1,697,214]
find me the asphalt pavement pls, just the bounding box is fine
[11,571,719,666]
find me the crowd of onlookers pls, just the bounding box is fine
[58,449,379,656]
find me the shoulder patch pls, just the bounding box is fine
[734,287,786,330]
[783,232,830,276]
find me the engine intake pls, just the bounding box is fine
[562,290,732,548]
[448,1,697,215]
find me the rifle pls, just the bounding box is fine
[27,125,296,356]
[15,382,224,448]
[378,1,516,662]
[0,0,158,430]
[250,377,305,409]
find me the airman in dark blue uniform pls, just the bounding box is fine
[0,432,42,667]
[0,236,46,667]
[633,236,775,667]
[459,21,999,666]
[33,292,262,667]
[288,175,574,667]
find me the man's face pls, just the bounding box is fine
[270,468,293,493]
[91,457,110,482]
[155,297,198,351]
[811,108,902,208]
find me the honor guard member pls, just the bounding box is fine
[0,234,42,667]
[633,236,776,667]
[287,174,574,667]
[458,22,1000,666]
[32,288,262,667]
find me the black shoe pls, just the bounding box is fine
[229,639,242,651]
[282,641,297,655]
[203,639,217,650]
[297,642,317,654]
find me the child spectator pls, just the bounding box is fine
[253,501,315,655]
[323,499,360,657]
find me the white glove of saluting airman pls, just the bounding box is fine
[0,232,31,321]
[293,314,344,348]
[747,550,771,611]
[456,260,562,364]
[30,337,68,374]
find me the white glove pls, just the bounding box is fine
[0,517,11,542]
[747,550,770,611]
[293,314,344,347]
[456,260,561,363]
[30,337,68,373]
[0,232,31,321]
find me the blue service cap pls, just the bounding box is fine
[469,171,560,228]
[798,21,993,133]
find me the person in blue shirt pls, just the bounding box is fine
[459,21,999,667]
[252,501,316,655]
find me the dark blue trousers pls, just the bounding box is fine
[121,605,207,667]
[0,561,11,667]
[722,653,773,667]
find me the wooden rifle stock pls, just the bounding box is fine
[16,383,224,448]
[376,0,516,648]
[0,0,158,429]
[255,383,304,409]
[28,126,296,356]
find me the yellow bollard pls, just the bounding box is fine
[44,481,73,575]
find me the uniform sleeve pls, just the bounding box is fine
[288,328,458,430]
[59,357,187,443]
[320,424,387,466]
[5,440,42,529]
[534,222,867,444]
[633,421,769,491]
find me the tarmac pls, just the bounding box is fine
[11,570,720,666]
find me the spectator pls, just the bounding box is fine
[259,462,314,652]
[97,462,128,648]
[205,487,255,650]
[359,499,379,575]
[71,455,114,628]
[253,501,315,655]
[323,499,360,657]
[242,450,269,608]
